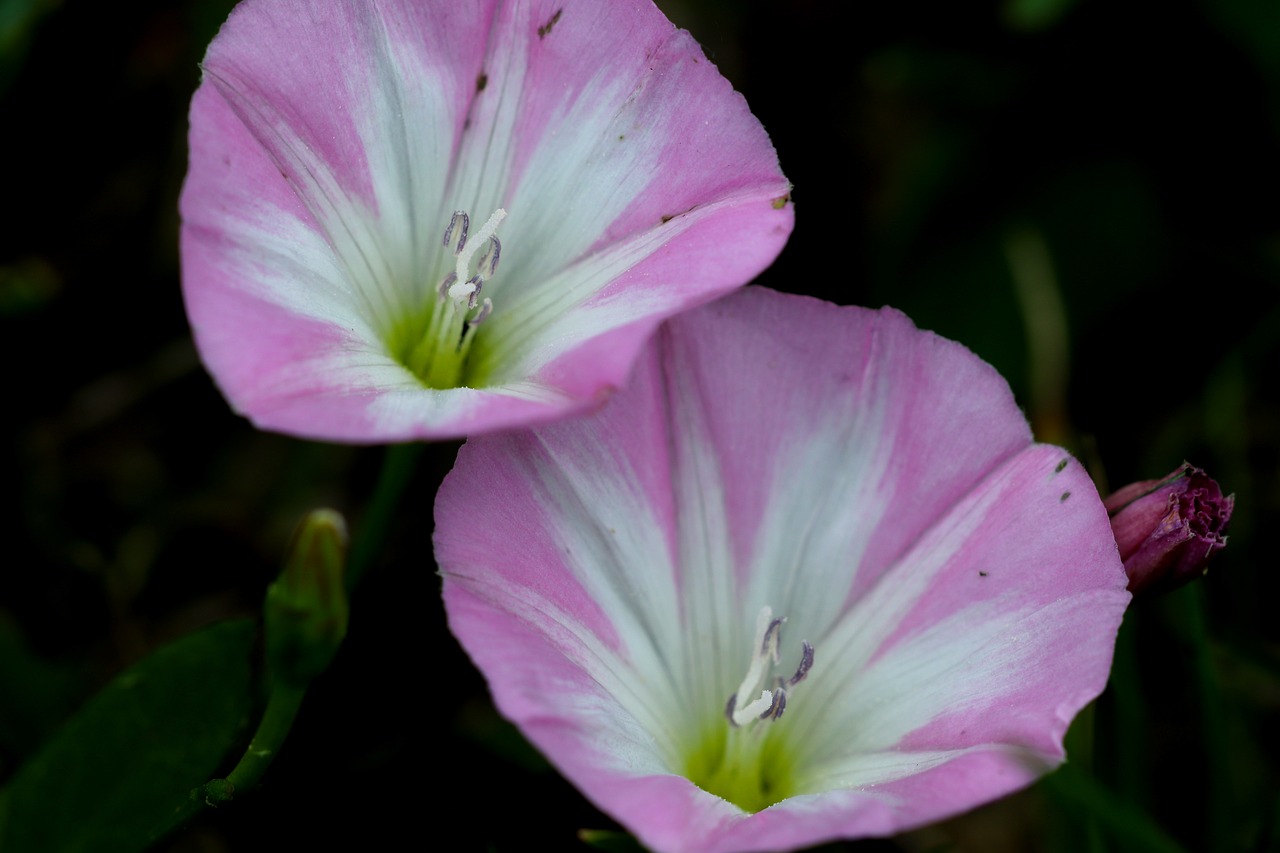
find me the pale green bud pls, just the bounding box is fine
[264,509,350,686]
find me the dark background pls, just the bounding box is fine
[1,0,1277,850]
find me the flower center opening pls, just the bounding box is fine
[684,606,814,813]
[392,208,506,389]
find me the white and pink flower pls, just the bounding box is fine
[436,288,1130,853]
[180,0,792,442]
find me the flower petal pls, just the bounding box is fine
[437,288,1128,853]
[778,445,1128,832]
[181,0,791,442]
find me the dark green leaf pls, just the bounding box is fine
[0,619,257,853]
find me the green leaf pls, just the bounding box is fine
[0,614,84,765]
[0,619,258,852]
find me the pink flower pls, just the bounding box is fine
[1105,463,1233,594]
[436,288,1131,853]
[180,0,792,443]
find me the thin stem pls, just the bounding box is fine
[165,446,422,842]
[345,442,425,595]
[171,682,308,834]
[220,682,308,797]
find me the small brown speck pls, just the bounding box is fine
[476,73,488,91]
[1055,458,1068,473]
[979,571,989,577]
[1060,491,1071,502]
[661,214,674,223]
[537,8,562,38]
[771,193,790,210]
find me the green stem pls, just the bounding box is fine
[167,444,421,841]
[221,682,307,797]
[345,442,425,595]
[169,682,308,834]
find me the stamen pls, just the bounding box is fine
[477,236,502,279]
[438,208,505,318]
[726,606,813,728]
[437,272,457,300]
[761,618,784,659]
[446,277,477,306]
[468,298,493,326]
[453,208,506,287]
[760,689,786,721]
[729,608,775,718]
[788,642,814,686]
[443,211,469,254]
[408,208,508,390]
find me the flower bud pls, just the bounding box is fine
[264,509,350,686]
[1104,463,1233,594]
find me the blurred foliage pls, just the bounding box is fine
[0,0,1276,850]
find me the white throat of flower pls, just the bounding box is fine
[725,606,814,728]
[404,207,506,388]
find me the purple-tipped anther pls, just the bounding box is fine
[788,642,814,686]
[444,210,469,253]
[478,236,502,279]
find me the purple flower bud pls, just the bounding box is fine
[1104,463,1233,595]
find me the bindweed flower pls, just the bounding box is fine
[180,0,792,443]
[436,288,1131,853]
[1104,463,1233,595]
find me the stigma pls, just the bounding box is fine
[724,606,814,728]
